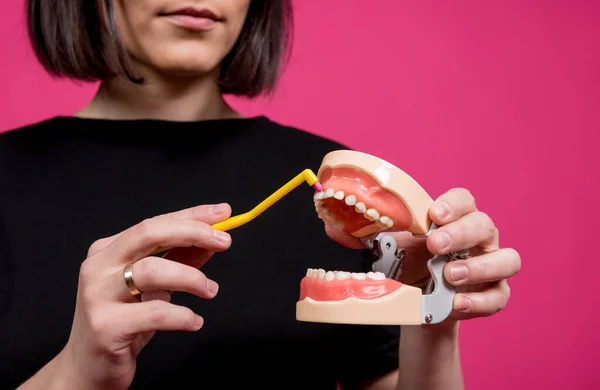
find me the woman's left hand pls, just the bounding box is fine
[326,187,521,323]
[417,188,521,321]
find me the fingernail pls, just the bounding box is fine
[213,230,231,243]
[457,295,471,312]
[207,279,219,295]
[432,201,450,219]
[450,265,468,282]
[434,231,451,249]
[212,203,228,215]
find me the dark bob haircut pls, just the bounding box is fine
[26,0,293,97]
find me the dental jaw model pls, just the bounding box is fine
[296,150,464,326]
[149,151,457,326]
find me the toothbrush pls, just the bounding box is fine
[152,169,321,255]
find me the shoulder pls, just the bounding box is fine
[258,116,349,147]
[0,117,71,185]
[0,116,63,136]
[254,116,353,162]
[0,117,64,149]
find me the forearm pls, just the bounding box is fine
[396,322,464,390]
[17,349,88,390]
[17,353,66,390]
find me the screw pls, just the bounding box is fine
[425,314,433,323]
[386,242,392,249]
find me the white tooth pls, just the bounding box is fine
[379,216,394,229]
[333,220,345,230]
[334,190,345,200]
[355,202,367,213]
[345,195,357,206]
[336,271,351,280]
[367,272,385,280]
[311,269,318,278]
[365,208,380,221]
[326,271,335,281]
[306,269,311,277]
[351,272,367,280]
[317,268,326,279]
[324,188,334,198]
[314,192,325,200]
[315,200,324,207]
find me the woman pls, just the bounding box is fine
[0,0,521,389]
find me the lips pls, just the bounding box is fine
[163,7,221,20]
[160,7,221,31]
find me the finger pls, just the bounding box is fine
[88,203,232,257]
[117,300,204,335]
[155,203,232,223]
[121,256,219,299]
[386,230,427,250]
[444,248,521,286]
[324,225,365,249]
[88,235,122,257]
[324,224,427,250]
[163,246,215,269]
[141,290,172,303]
[453,280,511,317]
[106,218,232,264]
[429,188,477,225]
[134,291,172,357]
[427,211,498,255]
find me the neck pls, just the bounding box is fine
[77,68,242,122]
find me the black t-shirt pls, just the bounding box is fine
[0,116,400,389]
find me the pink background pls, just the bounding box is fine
[1,1,598,389]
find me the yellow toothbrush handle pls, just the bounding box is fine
[212,169,319,231]
[153,169,320,254]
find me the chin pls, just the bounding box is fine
[156,62,218,78]
[145,44,223,78]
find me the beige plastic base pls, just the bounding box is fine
[296,284,423,325]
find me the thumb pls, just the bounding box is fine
[89,203,233,257]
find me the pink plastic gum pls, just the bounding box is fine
[314,150,434,237]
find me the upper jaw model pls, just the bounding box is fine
[296,150,459,326]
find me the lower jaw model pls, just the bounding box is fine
[296,150,459,326]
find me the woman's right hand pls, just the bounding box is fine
[22,203,233,390]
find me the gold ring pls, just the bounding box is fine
[123,263,142,296]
